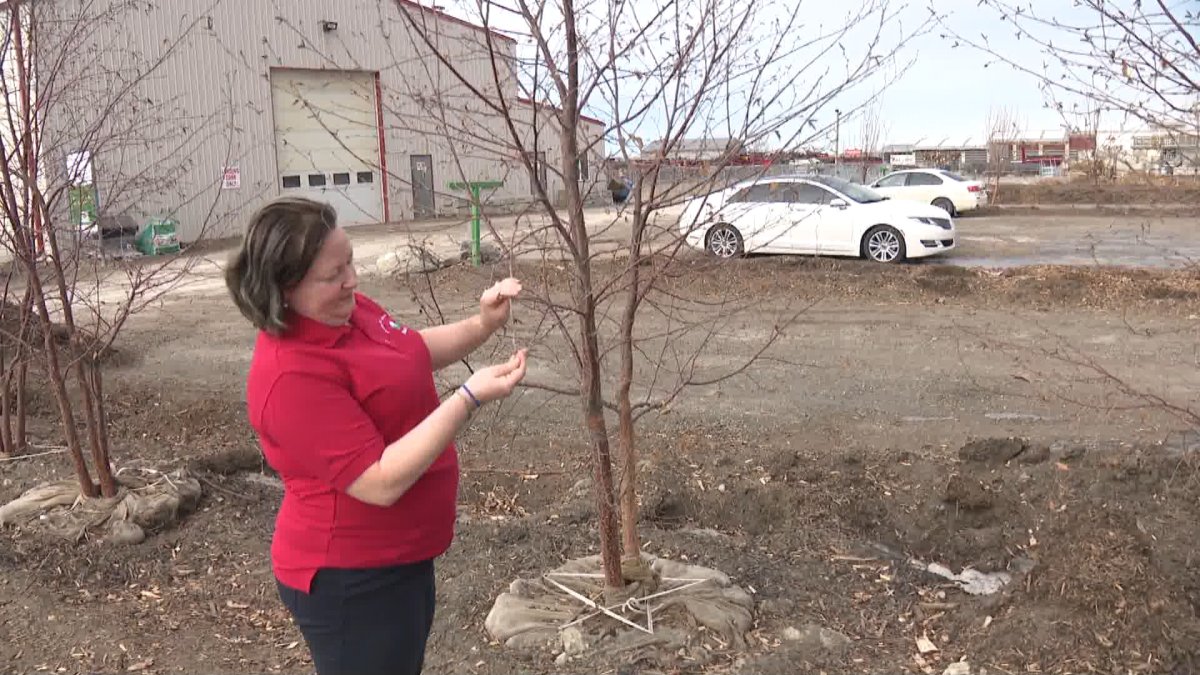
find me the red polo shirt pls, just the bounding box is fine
[246,293,458,592]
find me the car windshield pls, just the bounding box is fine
[808,175,887,203]
[939,170,968,182]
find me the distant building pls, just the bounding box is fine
[882,138,989,173]
[639,138,745,162]
[1007,127,1197,176]
[1127,127,1200,175]
[881,125,1200,178]
[3,0,606,241]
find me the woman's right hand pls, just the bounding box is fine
[463,349,528,405]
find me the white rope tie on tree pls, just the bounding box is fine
[543,574,653,634]
[546,572,713,634]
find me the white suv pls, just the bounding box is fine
[870,169,987,216]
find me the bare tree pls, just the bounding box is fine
[859,101,887,158]
[0,0,233,501]
[373,0,923,593]
[943,2,1199,162]
[983,105,1020,199]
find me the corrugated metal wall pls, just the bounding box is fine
[40,0,606,241]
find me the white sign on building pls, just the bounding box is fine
[221,166,241,190]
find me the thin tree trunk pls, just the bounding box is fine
[29,273,95,497]
[573,191,622,588]
[12,286,35,455]
[93,360,112,471]
[81,360,116,493]
[580,309,623,591]
[617,385,638,558]
[0,348,10,458]
[561,0,622,591]
[72,358,114,496]
[14,359,27,453]
[617,211,649,560]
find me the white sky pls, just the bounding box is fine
[429,0,1171,149]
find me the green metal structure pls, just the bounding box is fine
[448,180,504,265]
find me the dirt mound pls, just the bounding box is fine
[958,437,1031,465]
[609,256,1200,313]
[995,179,1200,206]
[100,384,257,461]
[842,439,1200,671]
[628,430,1200,673]
[189,446,265,475]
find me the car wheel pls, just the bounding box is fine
[706,224,744,259]
[862,225,906,263]
[932,198,956,216]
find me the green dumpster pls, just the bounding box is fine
[135,216,181,255]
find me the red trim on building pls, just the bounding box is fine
[374,72,391,223]
[1068,134,1097,151]
[395,0,515,44]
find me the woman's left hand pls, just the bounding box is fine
[480,278,522,333]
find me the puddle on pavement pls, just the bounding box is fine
[1163,430,1200,457]
[984,412,1053,422]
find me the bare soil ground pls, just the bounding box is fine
[993,179,1200,208]
[1,256,1199,675]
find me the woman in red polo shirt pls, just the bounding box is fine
[225,197,527,675]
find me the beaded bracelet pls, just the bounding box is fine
[459,384,482,409]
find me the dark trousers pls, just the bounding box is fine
[277,560,436,675]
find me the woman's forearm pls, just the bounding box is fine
[345,391,474,506]
[419,315,494,370]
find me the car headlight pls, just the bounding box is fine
[910,216,952,230]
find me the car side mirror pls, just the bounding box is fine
[829,198,848,209]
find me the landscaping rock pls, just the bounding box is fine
[376,244,445,275]
[959,437,1027,465]
[781,623,852,652]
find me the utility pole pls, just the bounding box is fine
[834,109,841,168]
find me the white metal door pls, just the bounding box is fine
[271,69,383,226]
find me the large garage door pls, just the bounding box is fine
[271,69,384,225]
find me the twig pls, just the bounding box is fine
[462,468,565,475]
[0,448,66,462]
[198,475,254,501]
[919,602,959,611]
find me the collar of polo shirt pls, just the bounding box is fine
[284,302,359,348]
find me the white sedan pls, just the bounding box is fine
[869,168,987,216]
[678,175,956,263]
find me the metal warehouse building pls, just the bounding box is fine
[5,0,605,242]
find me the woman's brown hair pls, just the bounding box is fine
[225,197,338,334]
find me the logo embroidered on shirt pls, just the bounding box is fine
[379,315,408,335]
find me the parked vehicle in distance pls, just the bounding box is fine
[869,168,987,216]
[678,175,956,263]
